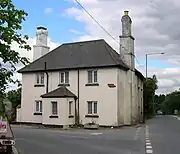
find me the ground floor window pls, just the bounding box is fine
[51,101,58,115]
[87,101,98,115]
[69,101,73,115]
[35,100,42,113]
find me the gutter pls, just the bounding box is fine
[77,70,80,125]
[44,62,49,93]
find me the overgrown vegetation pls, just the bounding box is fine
[155,90,180,115]
[0,0,30,113]
[143,75,158,118]
[6,87,21,121]
[143,74,180,116]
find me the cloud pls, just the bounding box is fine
[7,37,59,91]
[64,0,180,94]
[11,37,59,63]
[44,8,53,14]
[69,29,84,35]
[136,65,180,94]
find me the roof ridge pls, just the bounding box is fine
[104,42,129,68]
[62,39,104,46]
[104,42,120,65]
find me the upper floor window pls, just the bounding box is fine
[59,72,69,84]
[36,73,44,85]
[88,70,98,84]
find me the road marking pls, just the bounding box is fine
[90,133,103,135]
[146,149,153,153]
[146,146,152,149]
[173,115,180,120]
[134,127,141,140]
[145,125,153,154]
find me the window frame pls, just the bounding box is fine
[69,101,73,115]
[59,71,69,84]
[87,101,98,115]
[35,100,42,113]
[87,70,98,84]
[35,73,44,85]
[51,101,58,115]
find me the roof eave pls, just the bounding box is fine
[41,95,77,98]
[17,64,129,73]
[135,69,145,81]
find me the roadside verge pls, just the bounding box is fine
[12,146,18,154]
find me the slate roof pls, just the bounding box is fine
[41,86,77,98]
[18,39,144,80]
[18,39,129,73]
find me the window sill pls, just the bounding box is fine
[49,115,58,118]
[85,83,99,86]
[69,115,74,118]
[85,115,99,118]
[34,84,45,87]
[58,83,70,87]
[34,112,42,115]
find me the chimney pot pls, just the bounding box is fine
[37,26,47,30]
[124,10,129,15]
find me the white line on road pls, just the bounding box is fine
[146,149,153,153]
[90,133,103,135]
[173,115,180,121]
[146,146,152,149]
[145,125,153,154]
[134,127,141,140]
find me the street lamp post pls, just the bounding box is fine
[145,52,164,116]
[145,52,164,79]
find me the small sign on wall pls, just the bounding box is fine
[107,84,116,88]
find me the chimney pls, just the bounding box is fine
[36,26,48,46]
[119,10,135,69]
[33,26,50,61]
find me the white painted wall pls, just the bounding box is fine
[20,67,143,126]
[78,68,118,126]
[48,68,119,126]
[117,69,128,125]
[131,74,144,124]
[42,98,75,126]
[117,69,143,125]
[21,73,45,123]
[16,108,21,122]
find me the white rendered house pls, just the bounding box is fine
[16,11,144,127]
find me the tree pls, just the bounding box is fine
[143,75,158,118]
[161,90,180,114]
[0,0,30,112]
[6,87,21,121]
[154,94,165,112]
[0,0,30,93]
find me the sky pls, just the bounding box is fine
[11,0,180,94]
